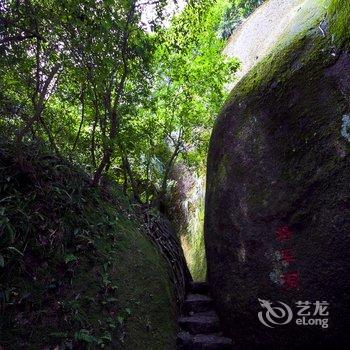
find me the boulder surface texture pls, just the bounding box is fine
[205,0,350,349]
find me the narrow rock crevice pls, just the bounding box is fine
[177,282,233,350]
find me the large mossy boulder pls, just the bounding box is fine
[205,1,350,349]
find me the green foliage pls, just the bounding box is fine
[0,0,159,184]
[133,0,239,201]
[0,2,240,344]
[0,0,238,204]
[0,141,177,349]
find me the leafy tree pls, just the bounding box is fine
[118,0,239,203]
[1,0,163,183]
[0,0,239,205]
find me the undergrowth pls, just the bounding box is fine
[0,140,177,349]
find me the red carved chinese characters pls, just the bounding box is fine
[281,248,295,264]
[282,271,300,289]
[272,225,300,290]
[276,225,293,242]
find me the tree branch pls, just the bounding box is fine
[92,2,136,186]
[0,33,38,45]
[16,63,61,143]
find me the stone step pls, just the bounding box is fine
[179,315,220,335]
[192,334,233,350]
[190,310,217,317]
[177,332,233,350]
[177,331,193,349]
[183,294,213,313]
[190,281,209,294]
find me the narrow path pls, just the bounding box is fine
[177,282,233,349]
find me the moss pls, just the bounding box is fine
[328,0,350,47]
[110,223,177,350]
[217,154,231,184]
[184,201,207,281]
[232,32,330,104]
[0,141,177,349]
[210,0,350,244]
[223,0,330,103]
[206,1,350,347]
[180,192,207,282]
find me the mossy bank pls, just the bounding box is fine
[0,141,177,349]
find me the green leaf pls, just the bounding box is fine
[7,246,23,256]
[64,253,77,263]
[74,329,96,343]
[101,332,112,342]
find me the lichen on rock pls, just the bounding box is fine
[341,115,350,142]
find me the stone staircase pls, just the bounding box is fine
[177,282,233,349]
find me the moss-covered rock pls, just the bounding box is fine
[167,163,207,281]
[0,141,177,349]
[205,1,350,349]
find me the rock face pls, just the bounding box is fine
[205,1,350,349]
[223,0,326,85]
